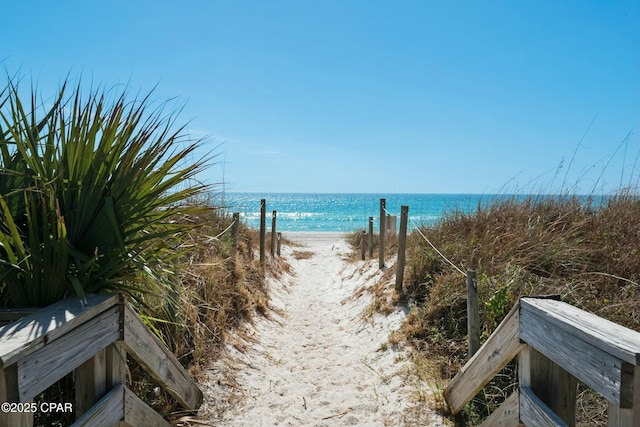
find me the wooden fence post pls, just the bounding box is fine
[277,232,282,256]
[368,217,374,258]
[467,270,480,356]
[395,205,409,294]
[386,214,397,235]
[271,210,277,257]
[231,212,240,259]
[361,230,366,261]
[379,199,386,269]
[259,199,266,270]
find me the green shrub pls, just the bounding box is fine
[0,78,210,307]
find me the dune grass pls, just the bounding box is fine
[400,191,640,425]
[345,228,398,262]
[122,207,274,423]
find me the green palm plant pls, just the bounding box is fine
[0,78,211,308]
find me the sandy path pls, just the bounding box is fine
[201,233,446,426]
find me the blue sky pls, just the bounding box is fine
[1,1,638,194]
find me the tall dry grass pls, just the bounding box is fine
[400,192,640,425]
[345,229,398,261]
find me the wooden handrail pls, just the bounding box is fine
[122,302,202,410]
[444,297,640,426]
[520,298,639,408]
[0,294,120,370]
[444,301,524,414]
[0,293,202,425]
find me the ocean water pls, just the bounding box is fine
[217,193,497,232]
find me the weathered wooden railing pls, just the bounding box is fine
[444,296,640,427]
[0,293,202,426]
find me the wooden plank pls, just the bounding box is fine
[520,300,635,407]
[444,301,525,414]
[75,348,108,418]
[106,343,127,390]
[0,368,33,427]
[609,401,631,427]
[0,404,34,426]
[0,309,37,326]
[519,346,577,426]
[0,294,120,368]
[634,365,639,424]
[479,389,520,427]
[11,306,120,402]
[107,300,127,390]
[121,304,202,410]
[520,386,568,427]
[71,383,124,427]
[521,298,640,365]
[607,365,640,427]
[123,385,171,427]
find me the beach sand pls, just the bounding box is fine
[200,233,448,426]
[282,231,350,247]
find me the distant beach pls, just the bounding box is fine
[282,231,348,246]
[217,192,606,233]
[219,193,488,232]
